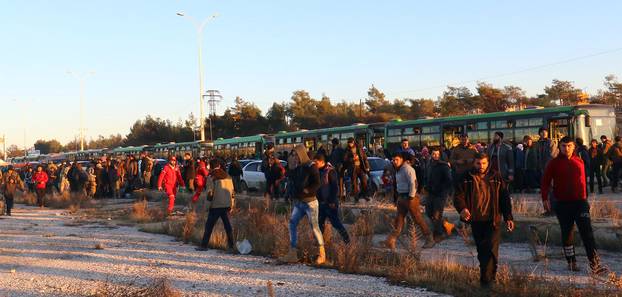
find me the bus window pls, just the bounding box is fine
[549,118,570,142]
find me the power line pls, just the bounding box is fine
[394,46,622,96]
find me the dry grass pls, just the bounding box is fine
[182,211,197,243]
[92,277,181,297]
[129,200,165,223]
[132,197,621,297]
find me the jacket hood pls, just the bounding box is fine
[210,168,229,180]
[294,144,310,165]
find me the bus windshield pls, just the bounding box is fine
[590,116,617,140]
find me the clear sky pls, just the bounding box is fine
[1,0,621,148]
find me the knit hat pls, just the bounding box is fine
[294,144,310,164]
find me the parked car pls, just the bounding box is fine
[367,157,391,195]
[239,160,287,192]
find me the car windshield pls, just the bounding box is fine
[368,158,389,171]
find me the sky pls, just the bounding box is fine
[1,0,621,149]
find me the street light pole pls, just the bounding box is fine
[177,11,218,142]
[67,71,94,151]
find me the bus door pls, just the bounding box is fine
[442,125,464,149]
[548,117,572,143]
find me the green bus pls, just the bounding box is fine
[273,123,386,155]
[147,141,213,159]
[213,134,274,159]
[384,104,617,153]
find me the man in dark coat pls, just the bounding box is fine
[454,153,514,288]
[425,148,454,241]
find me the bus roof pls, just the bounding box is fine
[214,134,268,146]
[386,105,586,127]
[275,123,370,138]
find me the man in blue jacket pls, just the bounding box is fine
[314,153,350,244]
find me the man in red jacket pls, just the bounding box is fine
[158,156,185,215]
[192,158,209,203]
[34,165,49,208]
[541,136,607,275]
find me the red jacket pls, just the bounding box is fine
[194,161,209,188]
[33,171,49,190]
[541,154,586,202]
[157,164,185,191]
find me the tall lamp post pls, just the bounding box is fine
[67,71,95,151]
[177,11,218,142]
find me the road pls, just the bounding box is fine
[0,206,448,297]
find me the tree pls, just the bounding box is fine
[34,139,63,154]
[476,82,509,112]
[6,145,25,158]
[544,79,581,106]
[408,98,436,118]
[503,86,527,108]
[87,134,124,149]
[266,102,288,132]
[438,86,475,116]
[365,84,389,114]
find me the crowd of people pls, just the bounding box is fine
[0,127,618,288]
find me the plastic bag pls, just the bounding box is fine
[236,239,252,255]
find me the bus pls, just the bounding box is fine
[147,141,212,159]
[273,123,386,155]
[383,104,617,153]
[213,134,274,159]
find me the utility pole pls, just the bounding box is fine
[67,71,95,151]
[204,90,222,141]
[177,11,218,142]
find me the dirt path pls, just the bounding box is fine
[0,205,448,297]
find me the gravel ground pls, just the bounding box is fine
[0,206,448,297]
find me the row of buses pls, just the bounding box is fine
[7,104,618,165]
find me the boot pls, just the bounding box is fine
[443,220,455,236]
[590,255,609,276]
[423,234,436,249]
[567,260,580,272]
[382,235,397,250]
[315,246,326,265]
[279,247,298,263]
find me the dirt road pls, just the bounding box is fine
[0,206,447,297]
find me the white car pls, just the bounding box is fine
[367,157,391,194]
[239,160,287,192]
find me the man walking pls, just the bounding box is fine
[279,144,325,264]
[383,152,435,250]
[344,137,370,202]
[486,131,514,184]
[425,148,454,241]
[314,153,350,244]
[197,159,235,252]
[158,156,185,215]
[182,153,196,193]
[608,136,622,193]
[454,153,514,288]
[450,134,478,183]
[329,138,346,200]
[598,135,612,187]
[541,136,608,275]
[1,166,24,216]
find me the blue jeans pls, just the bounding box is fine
[289,200,324,248]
